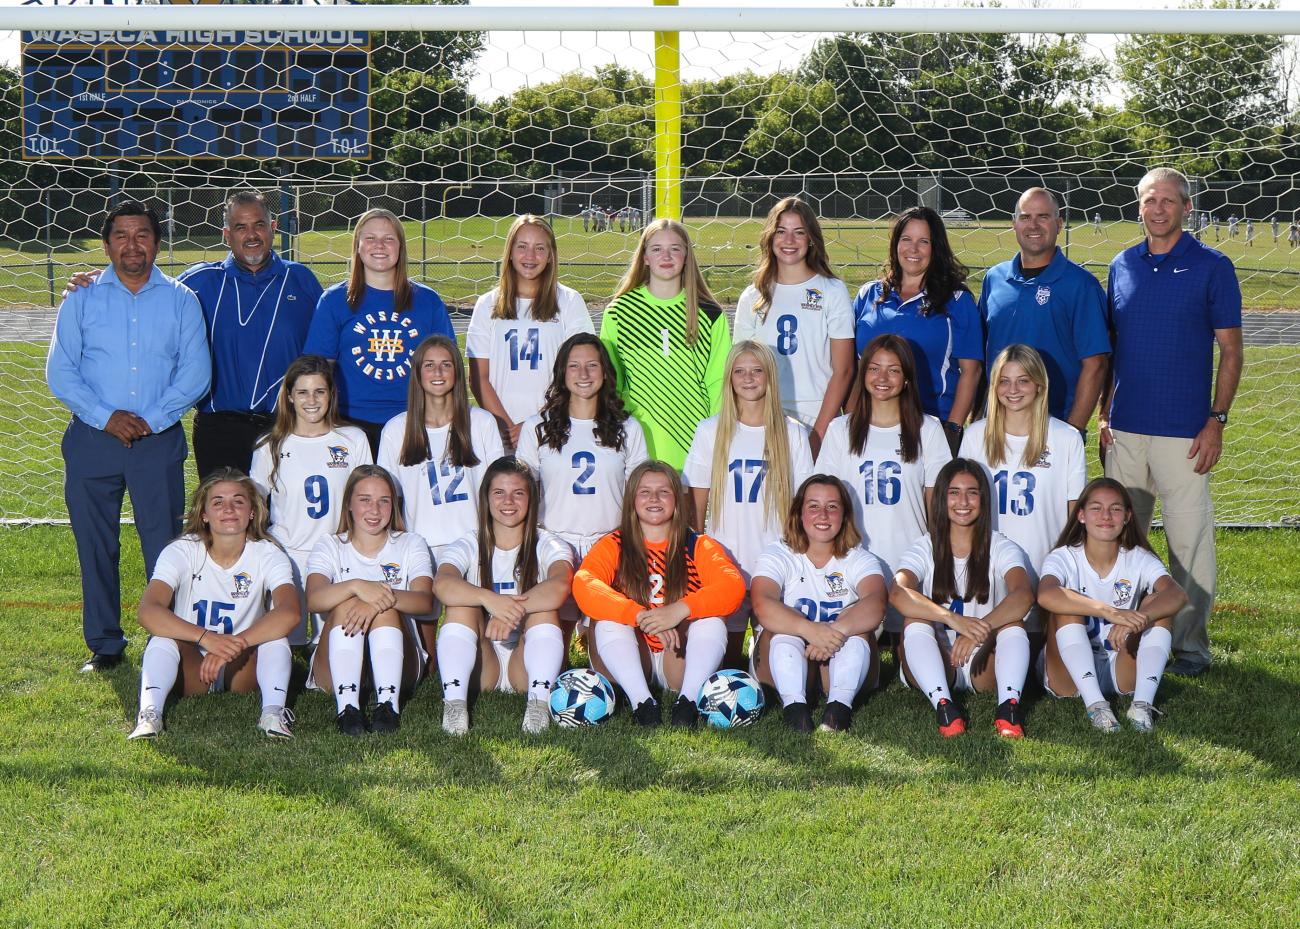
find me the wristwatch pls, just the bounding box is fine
[1210,410,1228,425]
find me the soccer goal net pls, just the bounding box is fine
[2,1,1298,526]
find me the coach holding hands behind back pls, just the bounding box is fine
[47,202,210,673]
[1101,167,1243,677]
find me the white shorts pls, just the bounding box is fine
[898,625,977,693]
[488,637,517,694]
[648,646,667,690]
[1037,645,1120,699]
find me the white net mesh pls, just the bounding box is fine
[2,1,1298,524]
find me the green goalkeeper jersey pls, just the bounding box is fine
[600,285,732,470]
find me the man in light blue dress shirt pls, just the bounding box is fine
[46,202,210,673]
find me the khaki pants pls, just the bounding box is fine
[1105,429,1216,667]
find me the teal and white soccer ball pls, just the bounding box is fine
[697,669,765,729]
[549,669,617,727]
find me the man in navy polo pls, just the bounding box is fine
[1101,167,1244,677]
[979,187,1110,434]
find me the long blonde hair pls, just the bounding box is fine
[399,336,480,469]
[983,343,1051,469]
[181,468,271,549]
[750,197,837,321]
[611,218,718,345]
[492,214,560,323]
[347,208,412,314]
[708,341,794,532]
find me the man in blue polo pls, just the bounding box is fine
[979,187,1110,434]
[1101,167,1244,678]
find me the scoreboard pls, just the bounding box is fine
[21,28,371,160]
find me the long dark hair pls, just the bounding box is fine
[347,208,412,314]
[255,355,340,491]
[847,333,924,462]
[477,456,542,595]
[536,333,630,452]
[928,458,992,606]
[613,461,691,606]
[399,335,480,469]
[876,206,969,317]
[1055,477,1155,554]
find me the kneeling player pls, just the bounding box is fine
[751,475,887,733]
[131,469,299,740]
[1037,478,1187,733]
[574,461,745,728]
[433,457,575,736]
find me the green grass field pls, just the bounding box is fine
[0,523,1296,928]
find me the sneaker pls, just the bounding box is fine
[994,698,1025,739]
[81,652,124,674]
[782,702,814,733]
[1167,657,1210,677]
[128,706,163,740]
[669,695,699,729]
[1086,700,1121,734]
[257,706,295,739]
[369,700,400,735]
[1126,700,1162,733]
[818,700,852,733]
[442,699,469,736]
[522,698,551,734]
[335,704,366,737]
[936,698,967,738]
[631,698,662,728]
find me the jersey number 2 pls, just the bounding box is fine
[571,451,596,495]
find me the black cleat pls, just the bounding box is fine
[936,697,968,738]
[994,698,1025,739]
[819,700,853,733]
[335,704,367,737]
[782,702,815,733]
[80,652,124,673]
[670,695,699,729]
[631,698,662,728]
[369,700,400,734]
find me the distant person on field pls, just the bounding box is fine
[1092,212,1101,234]
[1229,214,1238,238]
[1246,218,1255,247]
[1272,216,1280,243]
[1290,221,1299,248]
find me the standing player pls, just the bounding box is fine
[466,215,594,448]
[130,470,299,740]
[891,460,1036,738]
[433,457,575,735]
[574,462,745,727]
[306,465,435,735]
[600,219,731,469]
[1246,218,1255,247]
[732,197,856,453]
[250,355,372,645]
[1092,212,1102,234]
[683,341,814,665]
[1038,478,1188,732]
[1272,216,1280,243]
[750,475,887,732]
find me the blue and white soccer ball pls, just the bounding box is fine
[549,668,617,727]
[697,669,765,729]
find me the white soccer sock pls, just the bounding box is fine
[768,633,808,706]
[1055,621,1105,707]
[993,625,1030,704]
[328,625,366,712]
[902,623,951,709]
[367,626,405,712]
[523,624,565,702]
[827,635,870,706]
[255,638,293,712]
[1132,625,1173,706]
[593,621,652,706]
[436,622,479,703]
[679,616,727,706]
[139,636,180,713]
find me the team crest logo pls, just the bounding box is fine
[350,310,419,383]
[327,445,350,468]
[381,562,402,585]
[231,572,253,599]
[1035,286,1051,306]
[801,288,824,312]
[824,571,850,598]
[1032,447,1052,469]
[1112,579,1133,607]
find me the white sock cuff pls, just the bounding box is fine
[1055,621,1091,648]
[903,622,939,645]
[144,635,181,661]
[686,615,728,644]
[368,625,404,648]
[594,619,638,648]
[438,621,480,648]
[1140,625,1173,648]
[997,625,1030,645]
[257,637,292,656]
[525,623,564,645]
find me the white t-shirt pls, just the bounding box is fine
[733,274,854,426]
[249,426,373,556]
[897,530,1029,621]
[464,284,594,425]
[1040,543,1170,656]
[753,539,885,628]
[515,413,649,557]
[816,412,951,576]
[682,415,814,579]
[377,407,506,549]
[960,417,1086,574]
[306,531,435,591]
[151,536,296,637]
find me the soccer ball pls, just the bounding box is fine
[549,669,617,727]
[697,669,765,729]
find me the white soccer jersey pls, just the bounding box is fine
[306,530,435,590]
[753,539,885,628]
[683,415,814,580]
[465,284,594,425]
[960,417,1086,573]
[733,275,854,426]
[515,414,649,556]
[817,412,951,576]
[897,531,1029,621]
[1040,543,1169,656]
[249,426,373,556]
[151,536,295,637]
[377,406,506,549]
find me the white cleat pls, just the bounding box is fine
[257,706,295,739]
[442,699,469,736]
[1126,700,1162,733]
[1086,700,1121,734]
[522,699,551,734]
[128,706,163,740]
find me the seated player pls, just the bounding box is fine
[1037,477,1188,733]
[750,475,887,733]
[130,469,299,740]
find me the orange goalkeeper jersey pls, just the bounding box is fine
[574,529,745,652]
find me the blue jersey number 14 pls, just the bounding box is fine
[504,328,541,371]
